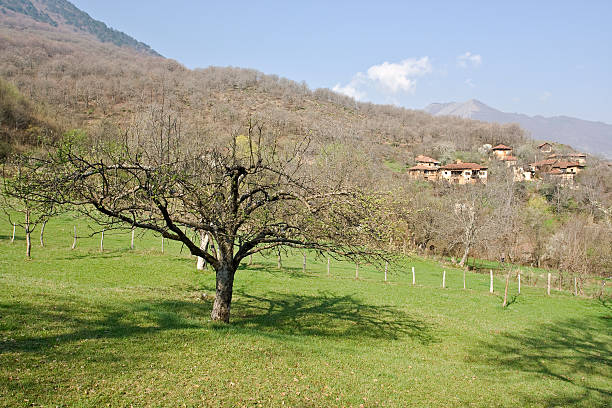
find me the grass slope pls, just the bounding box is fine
[0,214,610,407]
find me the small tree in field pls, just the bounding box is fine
[2,160,57,258]
[16,115,384,322]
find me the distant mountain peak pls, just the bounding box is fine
[424,100,612,158]
[0,0,161,56]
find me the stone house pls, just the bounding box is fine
[440,162,488,184]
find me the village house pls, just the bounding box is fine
[491,144,513,159]
[500,155,518,167]
[408,155,441,181]
[530,159,585,183]
[537,142,553,154]
[546,153,587,165]
[440,162,488,184]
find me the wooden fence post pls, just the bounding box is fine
[384,261,388,282]
[442,270,446,288]
[547,273,551,296]
[574,276,578,296]
[71,225,77,250]
[100,229,104,252]
[355,263,359,279]
[302,251,306,273]
[412,266,415,285]
[131,226,135,250]
[489,270,494,294]
[161,237,164,253]
[11,223,16,243]
[196,230,208,271]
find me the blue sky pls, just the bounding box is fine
[71,0,612,123]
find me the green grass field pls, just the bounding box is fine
[0,214,610,407]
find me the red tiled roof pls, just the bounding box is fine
[408,165,439,171]
[547,153,587,159]
[530,159,557,167]
[552,161,583,169]
[537,142,551,148]
[415,155,440,164]
[492,144,512,150]
[441,163,487,170]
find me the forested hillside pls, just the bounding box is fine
[0,0,159,55]
[0,1,610,281]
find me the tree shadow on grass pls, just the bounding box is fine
[0,289,435,357]
[0,234,24,241]
[53,248,132,261]
[228,290,436,344]
[237,262,318,279]
[0,299,203,355]
[471,316,611,407]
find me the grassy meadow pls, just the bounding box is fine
[0,213,610,407]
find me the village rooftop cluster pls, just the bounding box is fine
[408,142,587,184]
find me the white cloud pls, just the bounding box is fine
[539,91,552,102]
[332,57,432,100]
[464,78,475,88]
[332,78,367,101]
[366,57,432,93]
[457,52,482,68]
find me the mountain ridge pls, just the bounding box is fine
[424,99,612,158]
[0,0,160,56]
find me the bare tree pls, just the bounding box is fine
[17,117,384,322]
[442,185,492,267]
[2,160,57,258]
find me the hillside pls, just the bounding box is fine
[425,99,612,158]
[0,7,528,170]
[0,0,610,278]
[0,0,160,56]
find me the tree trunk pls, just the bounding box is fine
[40,221,46,247]
[355,263,359,279]
[502,273,510,307]
[11,223,16,243]
[302,251,306,273]
[131,227,135,250]
[25,210,31,258]
[211,264,236,323]
[458,244,470,267]
[277,251,282,270]
[196,231,210,270]
[161,236,164,253]
[100,229,104,252]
